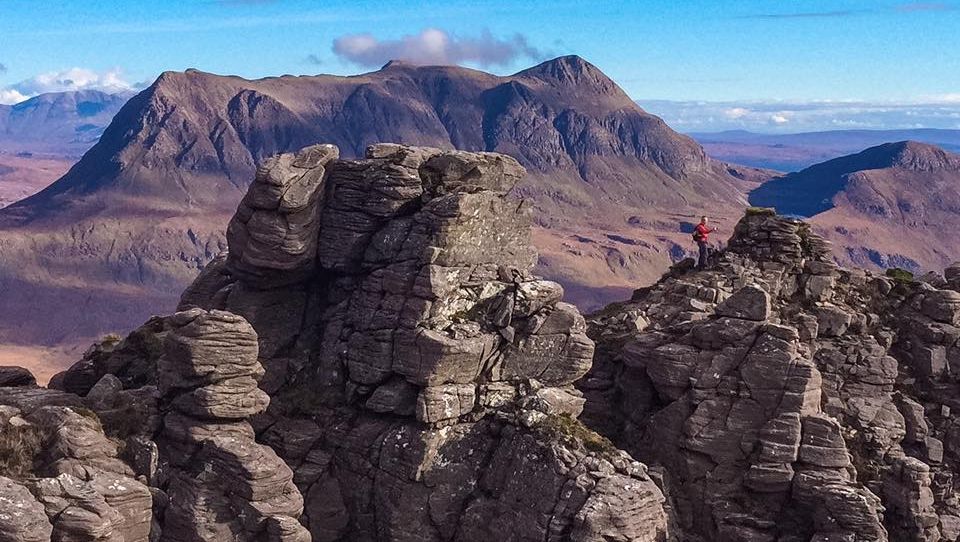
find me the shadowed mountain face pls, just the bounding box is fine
[0,56,760,350]
[750,141,960,271]
[0,90,130,157]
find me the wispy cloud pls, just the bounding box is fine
[0,67,138,105]
[641,98,960,133]
[897,2,955,11]
[304,54,323,66]
[332,28,548,68]
[739,10,864,19]
[740,3,955,19]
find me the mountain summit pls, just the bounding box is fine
[0,56,762,352]
[3,55,735,222]
[750,140,960,271]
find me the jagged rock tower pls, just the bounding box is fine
[2,144,669,542]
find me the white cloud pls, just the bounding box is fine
[770,113,791,124]
[0,67,136,105]
[723,107,750,119]
[928,93,960,103]
[332,28,546,68]
[641,98,960,133]
[0,89,29,105]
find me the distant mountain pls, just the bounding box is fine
[750,141,960,271]
[0,90,130,157]
[691,128,960,171]
[0,56,763,350]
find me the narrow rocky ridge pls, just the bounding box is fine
[5,145,960,541]
[582,208,960,541]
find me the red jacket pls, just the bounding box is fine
[694,223,714,242]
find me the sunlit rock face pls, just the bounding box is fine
[583,208,960,542]
[33,143,669,542]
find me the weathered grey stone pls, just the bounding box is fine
[0,476,51,542]
[227,144,339,287]
[715,284,770,321]
[29,473,125,542]
[0,366,37,387]
[416,384,476,423]
[922,290,960,324]
[814,305,852,337]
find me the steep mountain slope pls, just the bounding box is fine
[751,141,960,271]
[0,56,761,351]
[0,90,129,212]
[0,90,130,157]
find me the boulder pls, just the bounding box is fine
[715,284,771,321]
[0,366,36,387]
[0,476,52,542]
[922,290,960,325]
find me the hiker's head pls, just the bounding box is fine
[700,215,708,225]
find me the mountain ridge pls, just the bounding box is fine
[0,89,130,157]
[750,140,960,272]
[0,55,756,352]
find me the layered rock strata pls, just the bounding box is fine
[27,144,670,541]
[583,209,960,542]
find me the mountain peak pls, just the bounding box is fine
[514,55,618,92]
[380,59,416,70]
[881,140,960,171]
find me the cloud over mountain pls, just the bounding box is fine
[332,28,546,68]
[0,67,137,105]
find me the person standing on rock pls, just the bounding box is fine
[693,215,718,269]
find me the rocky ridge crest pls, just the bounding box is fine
[583,208,960,541]
[0,144,668,541]
[6,146,960,541]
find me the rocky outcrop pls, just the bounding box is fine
[17,143,960,541]
[0,388,153,542]
[190,144,665,541]
[32,144,671,541]
[156,308,307,542]
[582,208,960,541]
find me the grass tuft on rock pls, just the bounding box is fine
[538,413,619,456]
[745,206,776,217]
[885,267,915,284]
[0,421,46,479]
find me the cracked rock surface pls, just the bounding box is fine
[23,144,669,541]
[583,209,960,541]
[17,147,960,541]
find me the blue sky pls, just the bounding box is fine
[1,0,959,131]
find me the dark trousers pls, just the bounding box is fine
[697,241,710,269]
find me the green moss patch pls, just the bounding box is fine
[538,413,619,456]
[885,267,915,284]
[745,206,776,217]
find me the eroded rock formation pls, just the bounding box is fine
[12,145,960,541]
[583,208,960,542]
[6,144,669,541]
